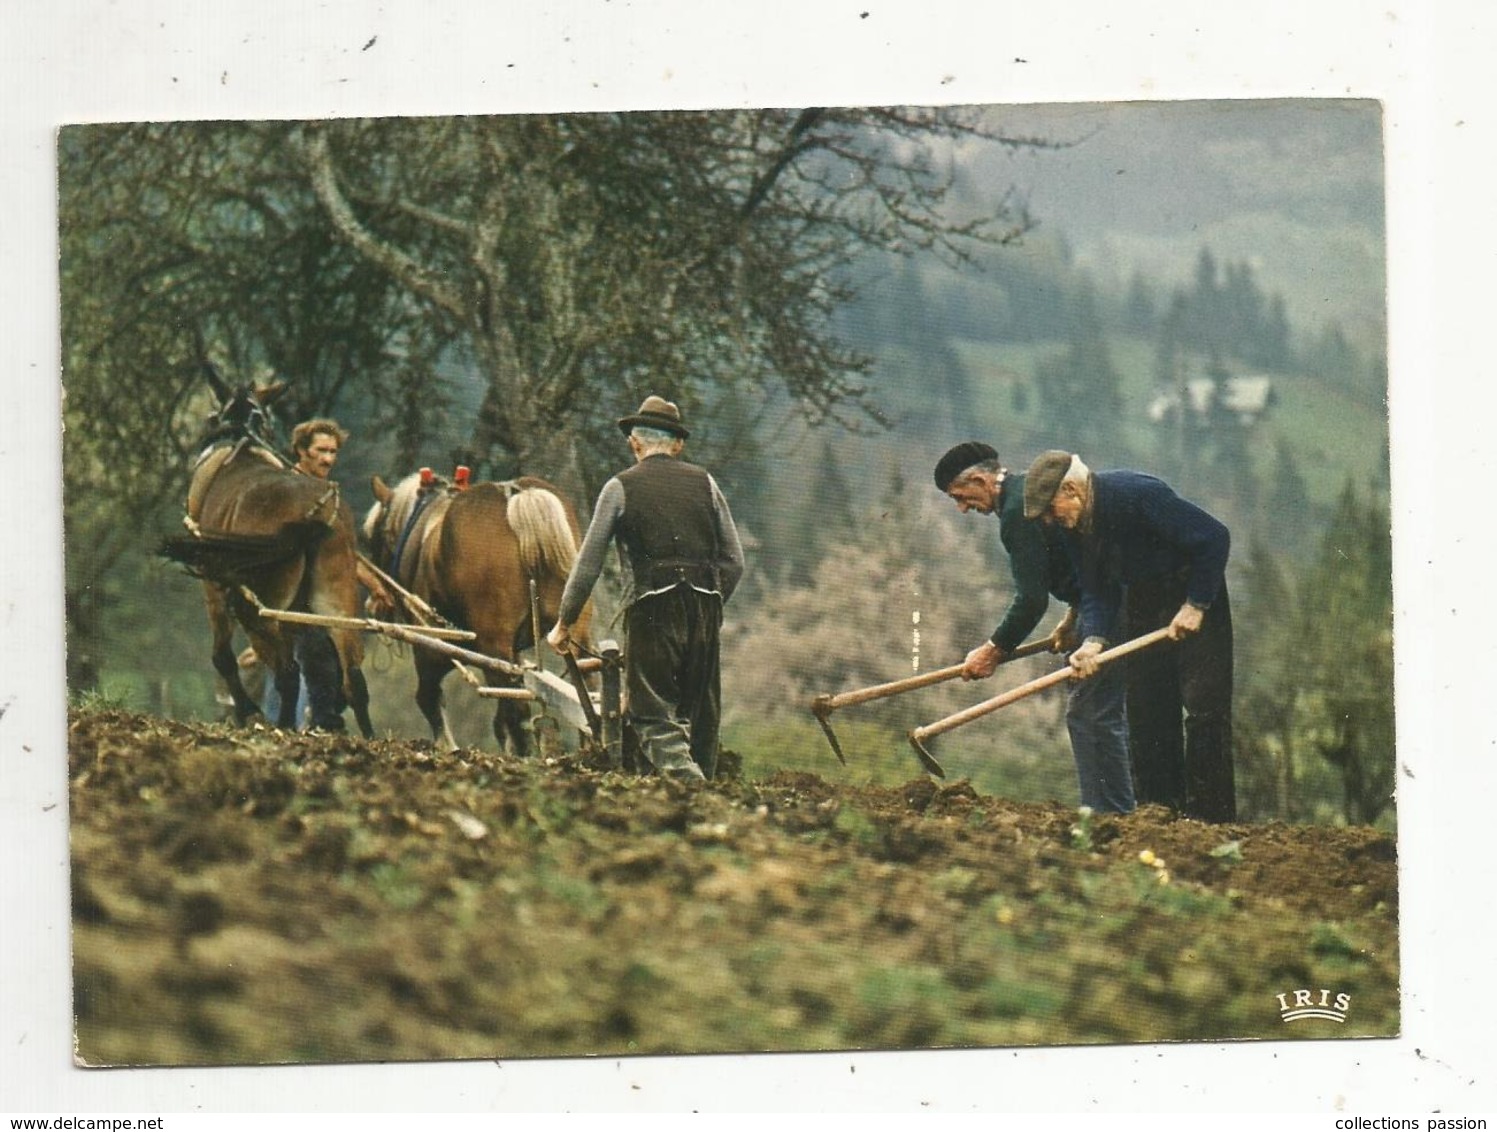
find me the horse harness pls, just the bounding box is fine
[385,483,445,580]
[384,477,528,579]
[183,438,340,537]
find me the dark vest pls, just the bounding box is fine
[616,455,722,593]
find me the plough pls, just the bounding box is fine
[237,579,627,767]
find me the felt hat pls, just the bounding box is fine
[617,395,689,439]
[933,441,998,491]
[1023,450,1075,519]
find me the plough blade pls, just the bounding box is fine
[521,666,593,733]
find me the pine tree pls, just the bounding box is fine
[1263,293,1293,372]
[1295,480,1395,824]
[1122,270,1157,335]
[1033,277,1125,460]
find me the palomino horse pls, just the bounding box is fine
[363,470,592,754]
[161,370,374,737]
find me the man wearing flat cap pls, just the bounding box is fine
[548,396,745,781]
[935,442,1136,813]
[1024,450,1235,822]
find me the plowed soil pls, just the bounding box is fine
[68,708,1399,1067]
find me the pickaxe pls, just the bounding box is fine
[906,627,1174,778]
[809,636,1052,766]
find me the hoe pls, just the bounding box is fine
[809,636,1052,771]
[906,627,1174,778]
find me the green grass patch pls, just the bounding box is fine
[367,862,425,911]
[849,964,961,1048]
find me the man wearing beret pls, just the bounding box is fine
[547,396,745,781]
[1024,450,1235,822]
[935,442,1136,813]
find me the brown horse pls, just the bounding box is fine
[363,470,592,754]
[161,372,374,737]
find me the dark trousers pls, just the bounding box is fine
[261,628,343,731]
[1123,577,1236,822]
[625,585,723,780]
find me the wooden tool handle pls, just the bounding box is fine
[820,637,1053,712]
[824,663,965,711]
[911,628,1172,742]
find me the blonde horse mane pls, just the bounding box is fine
[364,471,435,547]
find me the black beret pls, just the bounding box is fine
[933,441,998,491]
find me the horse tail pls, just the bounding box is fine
[160,521,333,588]
[506,487,578,581]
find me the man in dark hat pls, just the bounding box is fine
[935,442,1136,813]
[1024,450,1235,822]
[547,396,745,781]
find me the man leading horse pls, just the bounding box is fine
[163,374,374,737]
[258,417,356,731]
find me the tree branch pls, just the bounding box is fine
[300,128,469,322]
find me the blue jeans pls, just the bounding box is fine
[1065,663,1136,813]
[260,663,307,729]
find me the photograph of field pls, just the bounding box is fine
[58,99,1398,1066]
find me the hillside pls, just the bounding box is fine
[69,708,1399,1067]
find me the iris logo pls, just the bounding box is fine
[1276,988,1351,1023]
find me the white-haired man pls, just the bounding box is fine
[1025,450,1235,822]
[547,396,745,781]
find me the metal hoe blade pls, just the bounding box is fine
[810,696,848,765]
[906,731,947,779]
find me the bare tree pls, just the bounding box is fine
[58,106,1046,689]
[295,108,1039,475]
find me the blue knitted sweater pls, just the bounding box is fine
[1065,470,1230,643]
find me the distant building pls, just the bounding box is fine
[1147,374,1276,427]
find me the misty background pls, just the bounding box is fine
[59,99,1392,826]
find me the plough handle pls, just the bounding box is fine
[562,648,604,740]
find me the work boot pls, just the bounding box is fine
[635,719,705,781]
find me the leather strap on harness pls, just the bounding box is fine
[302,479,340,523]
[387,485,442,579]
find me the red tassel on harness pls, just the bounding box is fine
[454,465,471,490]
